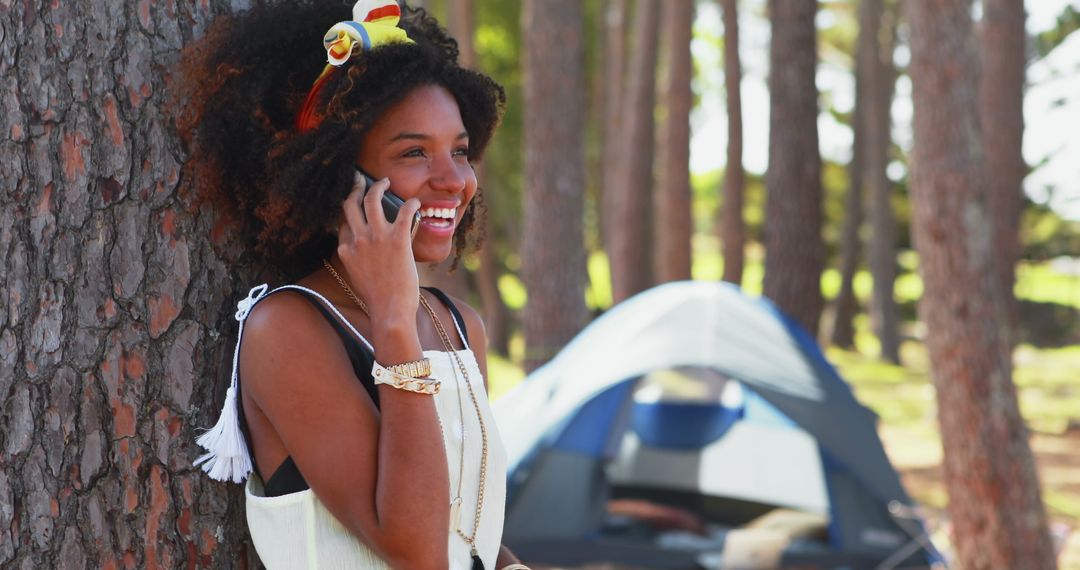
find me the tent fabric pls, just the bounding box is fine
[494,281,939,565]
[496,281,909,506]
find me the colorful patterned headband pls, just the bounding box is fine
[296,0,414,131]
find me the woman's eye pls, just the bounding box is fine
[453,146,469,157]
[403,148,426,158]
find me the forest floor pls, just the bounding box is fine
[832,342,1080,569]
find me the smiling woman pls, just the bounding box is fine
[175,2,523,569]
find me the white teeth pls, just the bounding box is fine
[421,207,456,219]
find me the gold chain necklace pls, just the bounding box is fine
[322,260,489,557]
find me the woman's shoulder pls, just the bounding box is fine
[241,288,339,348]
[439,290,487,340]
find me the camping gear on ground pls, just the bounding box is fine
[494,281,943,569]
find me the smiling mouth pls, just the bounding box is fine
[419,207,457,229]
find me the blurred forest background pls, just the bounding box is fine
[1,0,1079,568]
[414,0,1080,567]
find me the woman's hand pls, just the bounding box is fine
[337,172,423,324]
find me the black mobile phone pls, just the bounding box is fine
[356,169,421,238]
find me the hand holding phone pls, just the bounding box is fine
[356,169,421,239]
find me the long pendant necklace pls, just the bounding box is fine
[323,260,489,568]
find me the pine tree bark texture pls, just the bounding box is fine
[521,0,589,372]
[864,0,901,364]
[979,0,1026,335]
[907,1,1057,568]
[610,0,660,304]
[655,0,694,283]
[762,0,825,336]
[600,0,627,254]
[1,1,256,568]
[719,0,746,286]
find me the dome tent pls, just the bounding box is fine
[494,281,942,569]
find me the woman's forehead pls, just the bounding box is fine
[370,85,466,140]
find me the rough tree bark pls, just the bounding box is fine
[864,0,901,364]
[610,0,660,304]
[719,0,746,287]
[521,0,589,372]
[0,1,255,568]
[600,0,628,254]
[655,0,694,283]
[979,0,1026,335]
[908,1,1057,568]
[762,0,825,335]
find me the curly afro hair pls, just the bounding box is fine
[175,2,505,279]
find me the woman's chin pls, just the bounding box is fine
[412,244,454,265]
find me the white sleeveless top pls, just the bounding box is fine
[243,340,507,567]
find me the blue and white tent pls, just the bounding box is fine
[494,282,942,569]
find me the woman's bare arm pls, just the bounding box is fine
[241,290,449,569]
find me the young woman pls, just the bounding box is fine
[179,2,525,568]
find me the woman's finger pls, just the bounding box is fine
[336,219,354,247]
[395,198,422,239]
[342,172,369,235]
[362,177,391,230]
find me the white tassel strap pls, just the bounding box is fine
[195,284,374,483]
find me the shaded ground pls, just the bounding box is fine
[882,427,1080,569]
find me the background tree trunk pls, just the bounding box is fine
[444,0,512,356]
[865,0,901,364]
[610,0,661,303]
[719,0,746,287]
[0,2,253,567]
[830,0,869,349]
[979,0,1027,337]
[908,1,1057,568]
[600,0,628,255]
[655,0,694,283]
[521,0,590,372]
[762,0,825,335]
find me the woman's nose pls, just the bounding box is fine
[429,154,467,193]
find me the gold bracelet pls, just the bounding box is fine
[386,357,432,379]
[371,361,440,395]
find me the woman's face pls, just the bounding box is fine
[357,84,477,264]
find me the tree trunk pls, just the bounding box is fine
[830,0,870,349]
[0,2,252,567]
[907,1,1057,568]
[979,0,1026,337]
[864,0,901,364]
[830,117,862,347]
[610,0,661,303]
[521,0,590,372]
[440,0,512,358]
[762,0,825,335]
[601,0,628,254]
[655,0,694,283]
[719,0,746,287]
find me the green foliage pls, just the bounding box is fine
[1022,201,1080,261]
[1035,5,1080,59]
